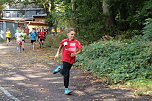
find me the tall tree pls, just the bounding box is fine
[102,0,115,28]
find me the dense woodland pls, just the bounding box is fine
[0,0,152,95]
[0,0,152,41]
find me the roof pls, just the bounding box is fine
[27,21,48,26]
[1,18,33,21]
[0,19,26,24]
[3,8,44,11]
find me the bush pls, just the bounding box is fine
[142,18,152,41]
[75,36,152,84]
[44,33,67,48]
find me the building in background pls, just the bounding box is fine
[0,3,48,39]
[27,14,48,32]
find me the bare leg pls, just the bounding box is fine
[22,41,25,51]
[32,42,35,51]
[6,38,9,45]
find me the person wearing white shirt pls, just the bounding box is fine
[15,29,22,53]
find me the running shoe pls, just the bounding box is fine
[53,65,62,74]
[64,88,72,95]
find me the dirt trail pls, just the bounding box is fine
[0,41,151,101]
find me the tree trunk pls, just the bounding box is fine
[102,0,116,36]
[70,0,76,28]
[71,0,76,11]
[102,0,115,28]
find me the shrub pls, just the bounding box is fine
[142,18,152,41]
[44,33,67,48]
[75,36,152,84]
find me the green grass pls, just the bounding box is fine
[125,79,152,96]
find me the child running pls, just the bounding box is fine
[21,29,26,51]
[5,28,11,46]
[38,29,45,48]
[15,29,22,53]
[53,28,82,95]
[29,28,37,51]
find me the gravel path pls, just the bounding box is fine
[0,41,151,101]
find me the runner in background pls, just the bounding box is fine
[38,29,45,48]
[43,28,47,40]
[25,27,29,38]
[21,29,27,51]
[36,28,40,42]
[15,28,22,53]
[29,28,37,51]
[5,28,11,46]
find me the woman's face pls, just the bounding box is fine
[67,31,76,40]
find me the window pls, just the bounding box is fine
[17,10,25,18]
[5,12,11,18]
[36,10,44,15]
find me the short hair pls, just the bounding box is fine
[65,28,75,34]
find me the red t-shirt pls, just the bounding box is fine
[60,39,82,64]
[25,28,29,35]
[38,32,45,39]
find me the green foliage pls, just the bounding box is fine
[128,0,152,31]
[0,0,11,5]
[73,0,105,43]
[108,0,145,31]
[75,36,152,84]
[44,33,67,48]
[142,18,152,41]
[125,78,152,96]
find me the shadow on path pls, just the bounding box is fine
[0,42,151,101]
